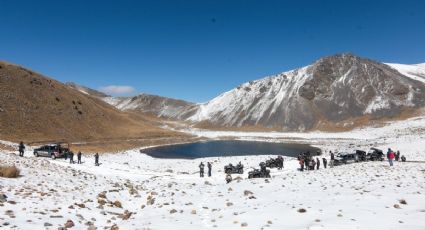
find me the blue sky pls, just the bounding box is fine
[1,0,425,102]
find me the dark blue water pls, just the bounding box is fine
[141,140,320,159]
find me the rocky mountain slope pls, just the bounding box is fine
[188,54,425,131]
[66,82,110,98]
[103,94,198,120]
[0,61,183,145]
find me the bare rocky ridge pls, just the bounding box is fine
[66,82,110,98]
[103,94,198,120]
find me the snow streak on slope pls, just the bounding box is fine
[386,63,425,83]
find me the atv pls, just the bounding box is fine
[248,162,271,179]
[265,156,284,169]
[224,162,244,174]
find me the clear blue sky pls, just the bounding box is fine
[1,0,425,102]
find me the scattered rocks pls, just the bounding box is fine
[244,190,253,196]
[113,200,122,208]
[394,204,401,209]
[241,222,248,227]
[191,210,197,214]
[119,210,132,220]
[64,219,74,228]
[399,199,407,205]
[297,208,307,213]
[170,209,177,214]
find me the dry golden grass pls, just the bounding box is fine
[0,61,188,148]
[0,165,20,178]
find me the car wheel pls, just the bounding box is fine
[51,154,56,160]
[225,169,231,174]
[35,152,39,157]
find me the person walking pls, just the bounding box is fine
[322,158,327,169]
[316,158,320,170]
[199,162,205,177]
[94,153,99,166]
[207,162,212,177]
[18,141,25,157]
[387,148,395,166]
[77,151,82,164]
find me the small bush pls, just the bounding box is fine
[0,165,20,178]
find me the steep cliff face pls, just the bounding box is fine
[187,54,425,130]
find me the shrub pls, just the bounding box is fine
[0,165,20,178]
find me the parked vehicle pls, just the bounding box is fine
[333,152,359,166]
[355,150,367,161]
[265,156,284,169]
[224,162,244,174]
[33,143,69,159]
[248,162,271,179]
[367,148,384,161]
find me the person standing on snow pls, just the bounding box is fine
[18,141,25,157]
[395,151,400,161]
[207,162,212,177]
[299,158,305,171]
[69,151,74,164]
[322,158,327,169]
[387,148,395,166]
[330,151,335,168]
[316,158,320,170]
[77,151,82,164]
[199,162,205,177]
[94,153,100,166]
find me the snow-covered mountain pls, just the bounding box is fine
[386,63,425,83]
[188,53,425,130]
[104,54,425,131]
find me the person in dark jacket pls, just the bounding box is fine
[69,151,74,164]
[77,151,82,164]
[18,142,25,157]
[322,158,327,169]
[395,151,400,161]
[316,158,320,170]
[330,151,335,168]
[207,162,212,177]
[199,162,205,177]
[94,153,99,166]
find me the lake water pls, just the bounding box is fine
[141,140,320,159]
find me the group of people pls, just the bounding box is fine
[297,152,328,171]
[387,148,405,166]
[16,141,100,166]
[64,151,82,164]
[65,151,100,166]
[198,162,212,177]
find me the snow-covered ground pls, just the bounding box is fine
[1,116,425,229]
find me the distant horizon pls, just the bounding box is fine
[2,0,425,102]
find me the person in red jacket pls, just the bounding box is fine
[387,148,395,166]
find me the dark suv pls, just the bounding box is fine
[333,153,359,166]
[33,144,68,159]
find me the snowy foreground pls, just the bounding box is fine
[2,118,425,229]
